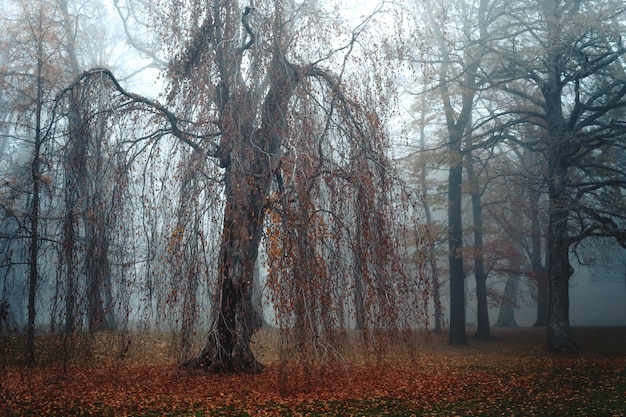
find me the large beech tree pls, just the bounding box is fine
[56,0,419,372]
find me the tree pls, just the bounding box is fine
[482,126,549,327]
[0,0,71,364]
[410,0,497,345]
[412,93,445,333]
[93,0,419,372]
[489,0,626,351]
[494,255,520,327]
[1,0,161,362]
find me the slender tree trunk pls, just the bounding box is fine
[62,85,86,335]
[430,251,443,332]
[425,0,468,344]
[471,204,489,339]
[466,152,490,339]
[354,185,368,331]
[495,255,520,327]
[533,268,549,327]
[252,254,268,329]
[417,92,443,333]
[425,0,486,344]
[448,140,466,345]
[26,27,45,365]
[85,215,111,332]
[86,99,115,332]
[527,179,548,327]
[354,267,366,330]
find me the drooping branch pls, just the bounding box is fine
[56,68,220,157]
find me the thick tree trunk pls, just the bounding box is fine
[189,151,269,372]
[188,56,300,373]
[540,0,579,353]
[85,216,112,332]
[546,157,578,352]
[547,259,575,352]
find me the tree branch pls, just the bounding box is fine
[57,68,220,157]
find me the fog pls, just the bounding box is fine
[1,0,625,364]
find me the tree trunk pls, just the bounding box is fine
[26,24,45,365]
[417,92,443,333]
[495,255,520,327]
[252,254,269,329]
[539,0,579,354]
[528,179,548,327]
[466,151,490,339]
[425,0,484,346]
[533,268,549,327]
[448,156,467,345]
[85,215,112,332]
[546,157,577,352]
[188,111,272,370]
[354,185,369,331]
[188,56,300,373]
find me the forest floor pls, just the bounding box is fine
[1,326,626,416]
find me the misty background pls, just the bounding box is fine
[1,0,625,367]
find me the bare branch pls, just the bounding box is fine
[57,68,220,157]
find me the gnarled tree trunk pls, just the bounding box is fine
[188,56,300,373]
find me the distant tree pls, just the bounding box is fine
[413,94,445,333]
[494,258,520,327]
[57,0,118,333]
[0,0,68,363]
[0,0,146,361]
[484,130,549,327]
[409,0,501,344]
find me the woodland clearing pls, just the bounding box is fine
[1,326,625,416]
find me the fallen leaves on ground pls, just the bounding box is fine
[2,327,626,416]
[2,356,625,416]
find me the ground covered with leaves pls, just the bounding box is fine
[1,327,626,416]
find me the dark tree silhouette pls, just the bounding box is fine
[488,0,626,351]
